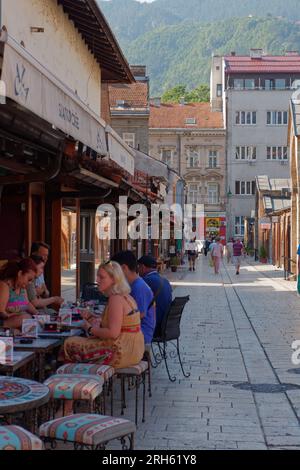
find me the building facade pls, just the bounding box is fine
[211,50,300,240]
[289,89,300,273]
[149,102,226,242]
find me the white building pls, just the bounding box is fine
[211,49,300,240]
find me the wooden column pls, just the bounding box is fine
[76,199,81,299]
[51,199,62,296]
[24,184,32,256]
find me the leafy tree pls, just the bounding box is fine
[162,84,210,103]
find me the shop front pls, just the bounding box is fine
[205,213,227,244]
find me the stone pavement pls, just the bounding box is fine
[115,255,300,450]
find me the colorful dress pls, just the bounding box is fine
[6,286,29,315]
[63,297,145,369]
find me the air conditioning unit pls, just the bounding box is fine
[280,160,288,165]
[281,187,290,197]
[248,160,256,165]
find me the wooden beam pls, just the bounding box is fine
[51,199,62,296]
[76,199,81,299]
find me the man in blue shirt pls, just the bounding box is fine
[137,255,172,338]
[111,251,155,345]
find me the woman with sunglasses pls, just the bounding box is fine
[63,261,145,368]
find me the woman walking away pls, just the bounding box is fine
[226,238,234,264]
[187,238,197,272]
[211,237,224,274]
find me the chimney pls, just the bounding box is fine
[150,97,161,107]
[179,97,186,106]
[231,51,236,56]
[250,48,263,59]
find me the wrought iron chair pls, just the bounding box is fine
[151,295,190,382]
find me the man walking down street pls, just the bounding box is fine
[111,251,156,346]
[226,238,234,264]
[233,238,244,275]
[138,255,172,338]
[211,237,224,274]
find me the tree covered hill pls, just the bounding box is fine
[98,1,300,95]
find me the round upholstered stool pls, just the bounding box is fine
[39,414,135,450]
[44,374,104,417]
[0,425,44,450]
[116,361,149,426]
[56,364,115,415]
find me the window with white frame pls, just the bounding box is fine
[235,111,257,125]
[122,133,135,148]
[208,150,218,168]
[80,214,94,254]
[266,111,288,125]
[235,180,256,195]
[188,183,200,204]
[187,147,200,168]
[266,146,288,160]
[235,146,257,160]
[207,183,219,204]
[161,148,174,166]
[235,216,245,236]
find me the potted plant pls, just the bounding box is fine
[259,246,268,263]
[244,245,254,257]
[170,255,180,272]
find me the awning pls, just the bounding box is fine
[134,149,169,180]
[106,126,135,176]
[0,33,107,156]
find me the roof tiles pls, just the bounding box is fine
[149,102,223,129]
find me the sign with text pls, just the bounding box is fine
[22,319,39,338]
[0,337,13,364]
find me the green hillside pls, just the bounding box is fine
[125,17,300,95]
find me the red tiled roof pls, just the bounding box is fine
[149,102,223,129]
[225,55,300,74]
[109,82,148,109]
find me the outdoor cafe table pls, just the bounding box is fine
[38,329,82,340]
[14,338,62,382]
[0,351,35,378]
[0,375,50,432]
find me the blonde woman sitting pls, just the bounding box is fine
[63,261,145,369]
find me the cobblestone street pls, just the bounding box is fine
[125,255,300,450]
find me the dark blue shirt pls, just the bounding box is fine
[130,277,155,344]
[142,271,172,333]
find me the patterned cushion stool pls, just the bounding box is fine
[56,364,115,415]
[116,361,148,426]
[44,374,104,418]
[39,414,135,450]
[0,425,44,450]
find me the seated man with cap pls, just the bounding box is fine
[137,255,172,338]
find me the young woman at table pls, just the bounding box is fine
[0,258,38,330]
[63,261,145,369]
[27,255,64,312]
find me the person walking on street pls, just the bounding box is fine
[204,238,211,257]
[226,238,234,264]
[211,237,223,274]
[233,238,244,275]
[187,238,197,272]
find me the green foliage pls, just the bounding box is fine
[259,246,268,259]
[162,84,210,103]
[98,1,300,95]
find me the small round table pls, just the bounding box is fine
[0,376,50,432]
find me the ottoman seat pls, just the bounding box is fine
[56,364,114,382]
[44,374,104,401]
[0,425,43,450]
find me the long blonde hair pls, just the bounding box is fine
[98,261,131,296]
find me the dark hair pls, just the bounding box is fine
[0,258,38,282]
[30,241,50,255]
[30,255,45,266]
[111,251,137,272]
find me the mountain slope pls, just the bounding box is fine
[124,16,300,95]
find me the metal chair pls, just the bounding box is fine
[151,295,190,382]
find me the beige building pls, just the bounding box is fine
[149,101,226,240]
[289,90,300,271]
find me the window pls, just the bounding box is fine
[235,111,257,125]
[217,84,222,97]
[207,183,219,204]
[187,148,200,168]
[234,79,244,90]
[235,146,256,160]
[80,214,94,254]
[266,111,288,125]
[235,180,256,195]
[122,133,135,148]
[266,146,288,160]
[265,79,275,90]
[188,184,199,204]
[235,216,245,236]
[233,79,255,89]
[208,150,218,168]
[275,79,286,90]
[245,79,255,89]
[161,148,174,166]
[185,118,196,125]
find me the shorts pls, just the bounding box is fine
[188,253,196,261]
[233,256,242,267]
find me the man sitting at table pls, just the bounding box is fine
[30,241,50,298]
[111,250,156,346]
